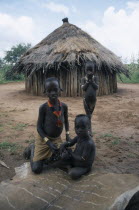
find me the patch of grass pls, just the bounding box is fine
[0,79,24,84]
[112,137,121,145]
[7,121,13,126]
[126,141,134,146]
[127,153,136,158]
[0,127,4,132]
[98,133,121,145]
[0,142,16,149]
[12,123,28,131]
[25,138,35,144]
[93,131,97,135]
[99,133,114,138]
[0,113,9,118]
[0,142,21,154]
[0,141,17,152]
[4,114,8,117]
[9,108,17,112]
[0,124,4,132]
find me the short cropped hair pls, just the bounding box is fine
[45,77,59,85]
[85,61,96,71]
[75,114,90,125]
[44,77,61,93]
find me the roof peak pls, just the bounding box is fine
[62,17,69,24]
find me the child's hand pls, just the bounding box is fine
[88,78,94,83]
[47,141,58,153]
[66,134,71,142]
[61,149,71,160]
[60,142,68,153]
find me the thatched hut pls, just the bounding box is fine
[14,18,128,96]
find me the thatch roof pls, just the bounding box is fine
[14,19,128,77]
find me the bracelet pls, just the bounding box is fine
[44,137,49,143]
[82,156,85,161]
[66,131,69,135]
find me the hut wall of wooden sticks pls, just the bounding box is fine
[25,67,117,96]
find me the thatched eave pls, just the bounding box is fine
[13,21,129,77]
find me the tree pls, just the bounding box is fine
[4,43,31,64]
[0,58,4,68]
[0,43,31,82]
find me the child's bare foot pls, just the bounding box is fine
[23,144,34,160]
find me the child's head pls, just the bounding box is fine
[75,114,90,137]
[85,61,96,76]
[45,77,60,101]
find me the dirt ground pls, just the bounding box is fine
[0,82,139,182]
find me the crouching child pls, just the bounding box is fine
[54,114,96,179]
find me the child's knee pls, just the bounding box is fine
[68,170,81,180]
[31,163,43,174]
[32,165,43,174]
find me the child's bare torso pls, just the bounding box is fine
[82,77,97,104]
[85,83,97,103]
[40,103,65,138]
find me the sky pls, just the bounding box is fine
[0,0,139,62]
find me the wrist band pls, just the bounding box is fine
[44,137,49,143]
[82,156,85,161]
[66,131,69,135]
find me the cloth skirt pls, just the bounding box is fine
[33,135,62,162]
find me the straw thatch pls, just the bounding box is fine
[13,19,128,96]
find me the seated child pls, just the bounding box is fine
[53,114,96,179]
[24,77,70,174]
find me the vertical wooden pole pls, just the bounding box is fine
[71,68,73,97]
[74,68,77,97]
[77,67,79,97]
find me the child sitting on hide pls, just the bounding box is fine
[24,77,70,174]
[52,114,96,179]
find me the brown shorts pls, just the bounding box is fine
[33,135,62,162]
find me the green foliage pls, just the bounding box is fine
[118,56,139,83]
[0,64,24,82]
[118,71,139,83]
[0,58,4,68]
[4,65,25,81]
[4,43,31,64]
[0,43,31,83]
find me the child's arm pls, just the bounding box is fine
[63,103,70,141]
[72,142,95,165]
[91,76,99,90]
[37,104,58,152]
[60,137,78,151]
[81,143,95,162]
[37,104,46,138]
[81,77,90,91]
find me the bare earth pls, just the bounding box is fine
[0,82,139,182]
